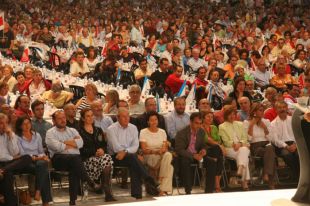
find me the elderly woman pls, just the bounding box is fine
[15,116,52,206]
[205,69,226,110]
[25,69,51,99]
[0,82,12,105]
[219,105,250,190]
[270,63,297,90]
[12,71,28,95]
[0,65,17,92]
[243,102,276,189]
[78,108,115,202]
[24,65,34,82]
[103,90,119,114]
[140,111,173,196]
[40,82,74,108]
[128,84,145,115]
[76,83,99,113]
[201,111,224,193]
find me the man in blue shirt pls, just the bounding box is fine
[106,108,159,199]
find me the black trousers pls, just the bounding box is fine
[275,141,300,179]
[204,145,223,193]
[112,153,149,197]
[179,145,223,194]
[51,154,92,203]
[0,155,32,206]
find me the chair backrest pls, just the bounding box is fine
[69,85,85,101]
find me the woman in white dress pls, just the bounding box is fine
[139,111,173,195]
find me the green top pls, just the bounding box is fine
[204,125,221,144]
[218,121,248,148]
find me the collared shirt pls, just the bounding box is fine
[129,101,145,115]
[94,116,114,133]
[32,118,53,147]
[45,126,83,157]
[187,130,197,154]
[271,116,295,148]
[252,69,271,87]
[17,132,45,157]
[106,122,139,155]
[238,110,249,121]
[130,27,143,45]
[243,118,271,143]
[0,133,19,162]
[29,81,46,98]
[165,110,190,139]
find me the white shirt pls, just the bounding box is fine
[243,118,271,143]
[270,116,295,148]
[187,57,208,71]
[252,69,271,87]
[160,51,172,65]
[29,81,46,98]
[130,27,143,45]
[0,133,20,161]
[139,128,167,150]
[70,61,90,76]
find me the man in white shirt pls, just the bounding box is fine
[78,28,93,48]
[187,48,208,72]
[0,113,32,206]
[271,101,299,180]
[252,58,271,88]
[160,43,173,65]
[130,20,144,46]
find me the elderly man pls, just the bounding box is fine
[46,111,99,206]
[0,113,32,206]
[128,84,145,115]
[165,97,190,147]
[187,48,208,72]
[271,101,300,180]
[91,100,113,133]
[238,97,251,121]
[283,84,300,113]
[252,58,271,88]
[106,108,159,199]
[136,97,166,132]
[198,98,212,113]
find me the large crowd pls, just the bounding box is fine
[0,0,309,205]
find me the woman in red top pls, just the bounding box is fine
[165,65,191,95]
[12,71,29,95]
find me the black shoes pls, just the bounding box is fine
[144,177,159,196]
[131,194,142,199]
[105,194,117,202]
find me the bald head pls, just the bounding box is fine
[91,100,103,117]
[238,97,251,112]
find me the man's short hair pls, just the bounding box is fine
[159,58,169,64]
[190,112,202,122]
[31,100,44,111]
[173,96,186,106]
[145,97,155,107]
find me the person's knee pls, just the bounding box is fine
[162,152,173,162]
[36,160,48,168]
[239,146,250,154]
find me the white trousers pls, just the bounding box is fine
[226,146,250,180]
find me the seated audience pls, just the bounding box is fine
[41,82,73,109]
[103,90,119,115]
[76,83,99,113]
[25,69,51,99]
[238,97,251,121]
[165,65,191,95]
[15,116,52,205]
[106,108,159,199]
[219,105,250,190]
[46,110,100,206]
[0,114,32,206]
[70,51,90,77]
[31,100,52,148]
[201,111,225,193]
[128,85,144,115]
[0,65,17,92]
[64,103,79,129]
[78,108,115,202]
[271,101,300,180]
[12,71,28,95]
[14,95,32,118]
[243,103,276,189]
[91,100,114,133]
[140,111,173,196]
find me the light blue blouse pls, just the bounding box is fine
[17,132,45,157]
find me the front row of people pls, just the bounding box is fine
[0,100,300,205]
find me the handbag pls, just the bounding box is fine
[18,189,32,205]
